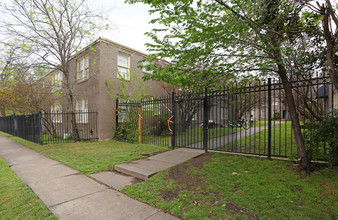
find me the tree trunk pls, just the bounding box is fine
[63,67,80,142]
[278,63,311,174]
[321,1,338,90]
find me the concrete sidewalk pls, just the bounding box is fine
[184,122,283,150]
[114,148,204,180]
[0,134,179,220]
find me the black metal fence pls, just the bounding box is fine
[0,113,41,143]
[0,111,98,144]
[117,76,335,159]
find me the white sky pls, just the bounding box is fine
[98,0,156,54]
[1,0,336,55]
[95,0,337,54]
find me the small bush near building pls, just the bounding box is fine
[304,110,338,165]
[151,113,171,136]
[273,112,281,120]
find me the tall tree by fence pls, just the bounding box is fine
[1,0,110,140]
[126,0,337,173]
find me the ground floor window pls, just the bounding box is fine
[76,98,88,123]
[51,103,62,123]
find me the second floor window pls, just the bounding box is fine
[77,55,89,81]
[117,52,130,80]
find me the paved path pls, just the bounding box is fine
[183,122,283,150]
[114,148,204,180]
[0,134,179,220]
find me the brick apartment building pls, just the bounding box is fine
[44,38,168,140]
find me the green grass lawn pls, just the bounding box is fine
[0,131,168,174]
[219,121,297,157]
[0,156,56,219]
[122,152,338,219]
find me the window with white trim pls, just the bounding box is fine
[117,52,130,80]
[261,109,266,118]
[76,98,88,123]
[77,55,89,81]
[142,60,152,74]
[51,103,62,123]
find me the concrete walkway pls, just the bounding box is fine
[0,134,179,220]
[115,148,204,180]
[183,122,283,150]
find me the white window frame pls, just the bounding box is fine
[76,98,88,123]
[77,55,89,82]
[261,109,266,118]
[51,103,62,123]
[117,52,130,80]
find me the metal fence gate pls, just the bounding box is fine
[117,76,335,159]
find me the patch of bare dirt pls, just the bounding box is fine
[225,201,258,220]
[160,152,259,219]
[161,153,212,201]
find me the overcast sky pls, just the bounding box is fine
[95,0,337,54]
[98,0,156,54]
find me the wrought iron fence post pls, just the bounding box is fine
[32,114,35,143]
[268,78,272,160]
[138,104,142,144]
[171,92,176,149]
[116,98,119,130]
[203,88,208,153]
[39,112,43,144]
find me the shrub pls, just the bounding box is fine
[304,110,338,166]
[115,108,139,143]
[152,113,171,136]
[114,124,138,143]
[273,112,281,120]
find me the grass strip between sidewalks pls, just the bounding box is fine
[0,156,56,219]
[0,131,168,174]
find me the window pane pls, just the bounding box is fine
[117,67,128,79]
[85,56,89,68]
[118,53,128,67]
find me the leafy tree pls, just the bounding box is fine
[1,0,108,140]
[105,70,152,102]
[105,70,152,142]
[0,41,36,116]
[304,0,338,89]
[126,0,335,173]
